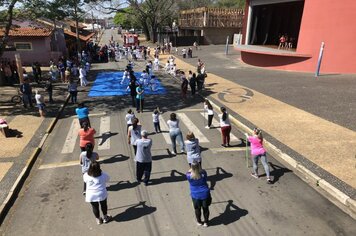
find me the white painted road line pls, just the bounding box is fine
[71,112,107,118]
[98,116,111,150]
[210,147,246,154]
[159,116,172,144]
[39,160,79,170]
[178,113,209,143]
[200,112,240,142]
[61,119,80,154]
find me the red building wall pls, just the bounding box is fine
[242,0,356,74]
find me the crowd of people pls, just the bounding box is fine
[77,90,272,226]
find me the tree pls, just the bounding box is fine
[127,0,175,43]
[0,0,19,57]
[23,0,69,27]
[215,0,245,8]
[23,0,87,53]
[176,0,215,10]
[113,7,139,29]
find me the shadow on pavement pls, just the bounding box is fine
[152,153,173,161]
[113,201,156,222]
[107,180,139,191]
[209,167,233,190]
[100,154,129,164]
[209,200,248,226]
[149,169,186,185]
[95,131,118,145]
[3,128,23,138]
[268,162,292,184]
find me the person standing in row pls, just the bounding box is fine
[68,78,78,103]
[181,71,189,101]
[204,99,214,129]
[167,113,185,155]
[136,84,144,113]
[78,122,96,152]
[76,103,91,128]
[189,72,197,96]
[128,118,141,155]
[152,108,161,133]
[79,64,88,87]
[125,109,136,132]
[245,128,272,184]
[185,132,201,167]
[83,162,112,225]
[80,143,99,195]
[134,130,153,186]
[127,79,138,108]
[186,162,211,227]
[219,107,231,147]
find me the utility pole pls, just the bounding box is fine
[74,4,81,55]
[91,11,95,33]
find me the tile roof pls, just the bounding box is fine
[64,30,95,42]
[0,27,52,37]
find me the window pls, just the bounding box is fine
[14,42,32,51]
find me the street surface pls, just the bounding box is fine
[1,29,355,236]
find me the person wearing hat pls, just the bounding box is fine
[134,130,152,186]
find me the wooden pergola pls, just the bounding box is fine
[178,7,244,29]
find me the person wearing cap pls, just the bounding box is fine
[134,130,152,186]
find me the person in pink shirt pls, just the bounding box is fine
[78,122,96,151]
[245,128,272,184]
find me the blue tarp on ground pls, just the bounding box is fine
[88,72,167,97]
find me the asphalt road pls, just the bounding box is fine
[1,30,355,236]
[181,45,356,132]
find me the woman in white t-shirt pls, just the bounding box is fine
[219,107,231,147]
[125,109,135,132]
[152,108,161,133]
[83,162,111,224]
[167,113,185,155]
[128,118,141,155]
[79,65,88,87]
[80,143,99,195]
[35,90,45,117]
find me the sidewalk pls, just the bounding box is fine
[0,81,73,222]
[0,27,119,224]
[155,47,356,219]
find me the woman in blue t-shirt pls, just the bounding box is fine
[186,162,211,227]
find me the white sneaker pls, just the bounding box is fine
[196,221,203,226]
[205,126,209,129]
[203,222,208,227]
[251,173,259,179]
[171,151,176,155]
[96,217,103,225]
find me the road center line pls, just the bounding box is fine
[61,119,80,154]
[178,113,209,143]
[98,116,110,150]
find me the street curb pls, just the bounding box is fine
[206,96,356,220]
[164,54,356,220]
[46,93,71,134]
[0,147,41,224]
[0,92,70,225]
